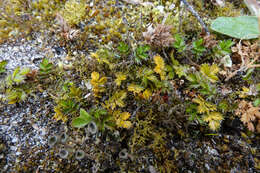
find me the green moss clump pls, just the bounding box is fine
[61,0,86,26]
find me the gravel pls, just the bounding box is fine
[0,37,65,172]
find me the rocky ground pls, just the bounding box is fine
[0,0,259,172]
[0,38,259,172]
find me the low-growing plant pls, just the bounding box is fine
[0,60,7,74]
[72,108,114,131]
[113,110,132,129]
[53,83,82,122]
[192,38,206,58]
[114,72,127,86]
[193,95,224,131]
[117,42,129,55]
[91,48,115,69]
[6,88,27,104]
[173,34,186,53]
[153,55,167,80]
[186,64,219,98]
[213,40,234,58]
[90,71,107,98]
[39,58,54,78]
[61,0,86,26]
[104,90,127,110]
[186,103,204,124]
[6,67,30,87]
[134,45,150,63]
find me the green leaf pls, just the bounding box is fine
[173,34,186,52]
[10,67,30,84]
[174,65,189,78]
[79,108,92,120]
[200,64,219,83]
[0,60,8,73]
[211,16,260,39]
[135,45,150,62]
[253,98,260,107]
[117,42,129,54]
[71,118,90,128]
[192,39,206,56]
[39,58,53,76]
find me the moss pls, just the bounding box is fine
[61,0,86,26]
[1,0,260,171]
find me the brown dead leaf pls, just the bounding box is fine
[235,100,260,132]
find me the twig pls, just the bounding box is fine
[180,0,210,35]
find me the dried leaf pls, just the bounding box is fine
[236,100,260,132]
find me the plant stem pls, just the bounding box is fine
[180,0,210,35]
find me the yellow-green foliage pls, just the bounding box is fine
[6,88,27,104]
[203,112,223,131]
[53,106,68,122]
[128,84,144,94]
[1,0,259,171]
[90,71,107,98]
[193,95,216,114]
[91,49,115,69]
[153,55,166,80]
[61,0,86,26]
[130,111,155,153]
[114,72,127,86]
[52,83,82,122]
[0,0,28,41]
[200,64,219,83]
[113,110,132,129]
[193,95,223,131]
[141,89,153,100]
[104,90,127,110]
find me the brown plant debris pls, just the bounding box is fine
[235,100,260,132]
[203,34,218,49]
[225,40,260,81]
[143,24,174,48]
[55,13,80,41]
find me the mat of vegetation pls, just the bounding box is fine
[0,0,259,172]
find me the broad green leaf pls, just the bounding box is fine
[79,108,92,120]
[71,118,90,128]
[211,16,260,39]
